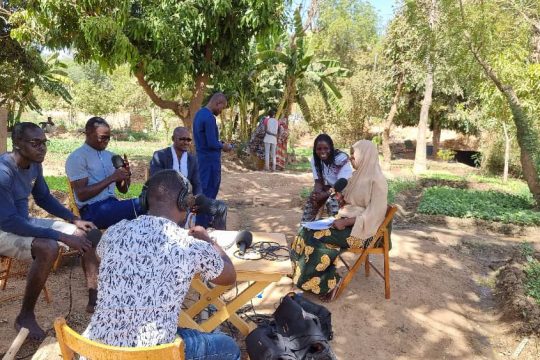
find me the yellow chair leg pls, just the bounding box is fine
[365,254,370,277]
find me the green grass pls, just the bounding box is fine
[7,137,164,159]
[45,175,144,199]
[418,186,540,225]
[524,259,540,305]
[388,179,416,203]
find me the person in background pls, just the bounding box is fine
[83,170,240,360]
[65,117,143,229]
[192,93,233,228]
[263,109,278,172]
[150,126,228,230]
[291,140,388,301]
[301,134,353,222]
[0,122,98,340]
[275,117,289,171]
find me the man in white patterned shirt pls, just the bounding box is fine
[83,170,240,360]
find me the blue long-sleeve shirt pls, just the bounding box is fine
[0,153,74,240]
[193,107,223,158]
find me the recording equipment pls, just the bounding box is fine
[333,178,348,193]
[192,194,211,213]
[235,230,253,255]
[87,228,102,248]
[111,154,126,169]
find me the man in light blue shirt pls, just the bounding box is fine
[65,117,143,228]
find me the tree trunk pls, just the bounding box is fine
[0,107,7,154]
[186,73,209,132]
[382,73,404,170]
[502,122,510,183]
[432,117,441,159]
[459,0,540,205]
[414,61,433,174]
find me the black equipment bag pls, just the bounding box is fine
[285,292,333,340]
[246,324,297,360]
[273,295,337,360]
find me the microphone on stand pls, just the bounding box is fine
[235,230,253,255]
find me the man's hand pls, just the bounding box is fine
[72,219,96,232]
[222,143,233,152]
[59,233,92,253]
[123,154,132,176]
[188,225,212,243]
[110,168,130,183]
[332,218,351,230]
[190,204,200,214]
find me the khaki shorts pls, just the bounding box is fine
[0,218,77,260]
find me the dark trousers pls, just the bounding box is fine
[197,156,221,227]
[80,197,144,229]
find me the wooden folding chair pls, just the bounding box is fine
[52,180,83,271]
[54,317,185,360]
[334,204,398,300]
[1,255,51,303]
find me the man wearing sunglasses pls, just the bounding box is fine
[0,122,99,341]
[150,127,228,230]
[65,117,144,229]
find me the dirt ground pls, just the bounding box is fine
[1,154,540,359]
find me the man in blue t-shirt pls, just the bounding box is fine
[192,93,233,227]
[0,122,98,341]
[65,117,143,229]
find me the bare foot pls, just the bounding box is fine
[15,313,46,341]
[318,278,342,303]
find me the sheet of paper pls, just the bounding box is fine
[208,230,238,250]
[301,217,335,230]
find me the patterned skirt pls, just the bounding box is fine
[290,226,372,295]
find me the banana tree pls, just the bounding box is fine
[257,9,350,123]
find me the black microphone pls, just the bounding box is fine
[235,230,253,255]
[333,178,348,193]
[193,194,212,214]
[87,228,102,248]
[111,154,126,169]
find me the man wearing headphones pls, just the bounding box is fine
[0,122,98,341]
[83,170,240,359]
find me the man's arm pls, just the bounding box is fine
[70,170,128,202]
[202,115,224,151]
[32,170,75,222]
[189,226,236,286]
[0,170,61,240]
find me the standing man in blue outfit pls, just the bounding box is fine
[65,117,143,229]
[192,93,233,227]
[0,122,98,341]
[149,126,228,229]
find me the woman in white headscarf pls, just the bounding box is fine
[291,140,388,299]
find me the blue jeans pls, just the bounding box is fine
[80,197,144,229]
[176,328,240,360]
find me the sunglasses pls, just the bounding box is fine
[25,139,50,149]
[176,137,192,142]
[97,135,111,141]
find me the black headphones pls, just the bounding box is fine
[139,170,192,213]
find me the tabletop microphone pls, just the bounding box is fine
[87,228,102,248]
[235,230,253,255]
[193,194,212,214]
[333,178,348,193]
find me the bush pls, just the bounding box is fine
[437,149,456,162]
[525,259,540,305]
[418,186,540,225]
[388,179,416,203]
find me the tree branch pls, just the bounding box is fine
[134,64,184,118]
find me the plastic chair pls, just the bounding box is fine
[54,317,185,360]
[334,205,397,300]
